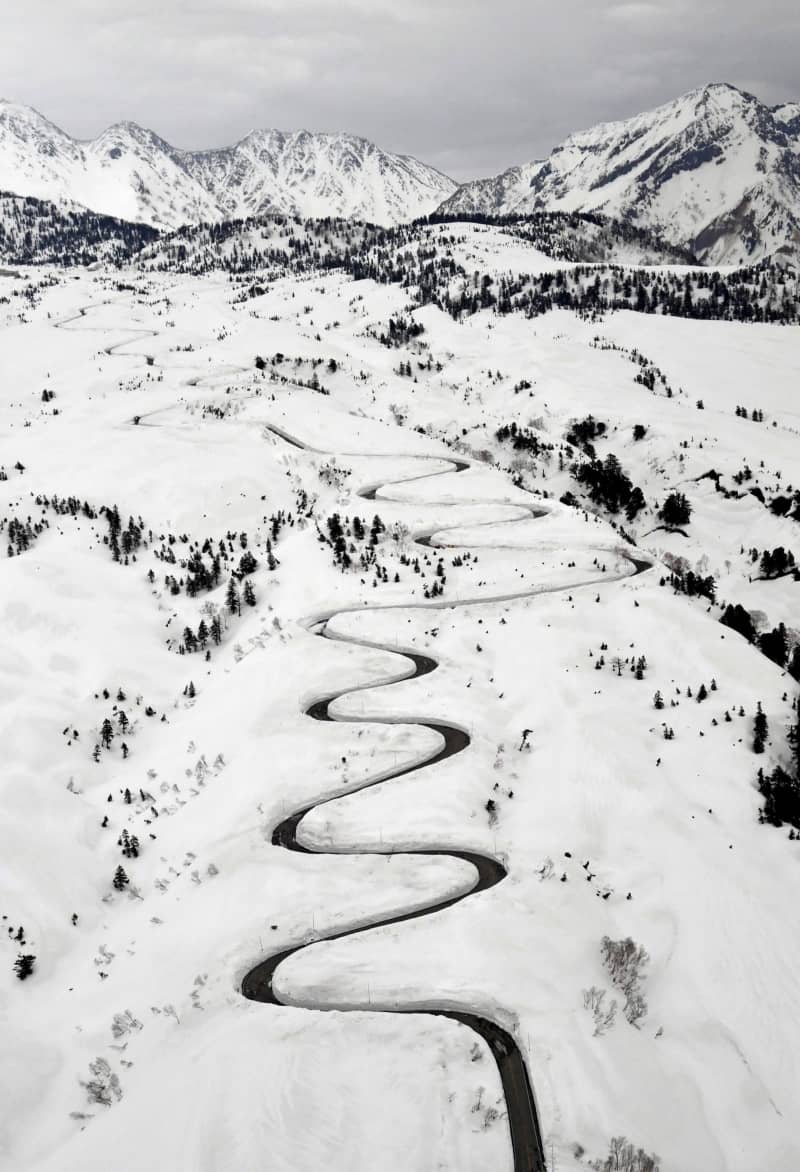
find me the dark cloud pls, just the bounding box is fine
[3,0,798,178]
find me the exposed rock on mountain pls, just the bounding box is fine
[438,84,800,265]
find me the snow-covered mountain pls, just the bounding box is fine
[0,100,457,229]
[438,84,800,265]
[5,86,800,262]
[185,129,456,225]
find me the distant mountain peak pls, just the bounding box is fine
[0,103,457,228]
[438,83,800,265]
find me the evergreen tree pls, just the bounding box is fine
[225,577,241,616]
[720,603,757,644]
[660,492,692,528]
[625,486,646,522]
[758,764,800,829]
[243,580,256,607]
[753,702,768,754]
[113,865,129,891]
[759,624,787,668]
[100,718,114,749]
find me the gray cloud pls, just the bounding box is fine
[3,0,798,178]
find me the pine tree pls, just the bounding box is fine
[100,718,114,749]
[759,623,787,668]
[113,865,129,891]
[753,702,768,754]
[626,486,646,522]
[210,615,223,645]
[243,580,256,607]
[225,577,241,616]
[118,830,139,859]
[660,492,692,528]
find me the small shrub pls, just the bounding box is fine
[82,1057,122,1107]
[14,953,36,980]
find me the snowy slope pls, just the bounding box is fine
[0,100,456,229]
[438,84,800,265]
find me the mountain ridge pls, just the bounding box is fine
[0,99,457,229]
[437,83,800,265]
[2,85,799,262]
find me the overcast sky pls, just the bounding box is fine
[3,0,798,179]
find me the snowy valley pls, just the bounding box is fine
[1,118,800,1172]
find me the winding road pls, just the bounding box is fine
[245,425,652,1172]
[49,300,650,1170]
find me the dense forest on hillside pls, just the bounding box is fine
[2,196,798,325]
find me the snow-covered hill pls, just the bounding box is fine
[0,100,456,229]
[0,190,158,265]
[438,84,800,265]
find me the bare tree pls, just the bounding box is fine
[601,936,650,1026]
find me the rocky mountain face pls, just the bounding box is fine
[185,129,456,225]
[438,84,800,265]
[0,101,456,229]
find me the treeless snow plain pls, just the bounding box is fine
[1,243,798,1172]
